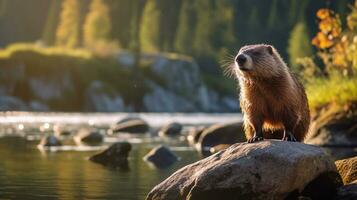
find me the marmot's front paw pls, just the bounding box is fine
[282,131,297,142]
[247,136,264,143]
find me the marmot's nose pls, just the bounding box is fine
[236,54,247,65]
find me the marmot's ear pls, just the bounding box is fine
[267,46,273,55]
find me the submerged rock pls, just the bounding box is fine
[335,156,357,184]
[90,142,132,169]
[158,122,182,137]
[38,135,62,147]
[75,129,103,145]
[146,141,342,200]
[198,122,246,156]
[112,119,149,134]
[306,102,357,147]
[143,146,178,169]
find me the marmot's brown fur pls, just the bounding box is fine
[234,44,310,143]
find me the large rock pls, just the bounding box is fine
[112,118,149,134]
[198,122,246,156]
[306,102,357,147]
[158,122,183,137]
[335,156,357,184]
[143,146,179,169]
[146,141,342,200]
[90,142,132,169]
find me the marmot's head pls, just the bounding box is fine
[235,44,286,79]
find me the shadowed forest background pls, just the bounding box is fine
[0,0,356,112]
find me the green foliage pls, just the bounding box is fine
[56,0,81,48]
[193,0,215,57]
[306,74,357,109]
[42,0,61,46]
[174,0,196,54]
[140,0,160,52]
[287,21,313,69]
[83,0,111,47]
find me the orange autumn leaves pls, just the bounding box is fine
[312,4,357,75]
[312,9,341,49]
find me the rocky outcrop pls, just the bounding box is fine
[90,142,132,169]
[143,146,179,169]
[158,122,183,137]
[306,102,357,147]
[335,156,357,184]
[197,122,246,156]
[146,141,342,200]
[0,96,27,111]
[0,50,239,112]
[85,81,126,112]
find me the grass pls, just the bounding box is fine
[306,74,357,110]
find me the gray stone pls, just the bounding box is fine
[143,146,178,169]
[146,141,342,200]
[75,129,103,145]
[159,122,183,137]
[112,119,149,134]
[198,122,246,156]
[90,142,132,169]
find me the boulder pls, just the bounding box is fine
[90,142,132,169]
[306,102,357,147]
[38,135,62,147]
[335,156,357,184]
[198,122,246,156]
[112,119,149,134]
[158,122,183,137]
[146,141,342,200]
[143,146,179,169]
[187,126,205,146]
[335,180,357,200]
[75,129,103,145]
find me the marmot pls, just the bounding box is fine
[234,44,310,143]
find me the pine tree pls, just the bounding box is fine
[174,0,196,54]
[193,0,215,56]
[287,21,313,69]
[268,0,280,28]
[83,0,111,47]
[56,0,81,48]
[140,0,160,52]
[42,0,61,46]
